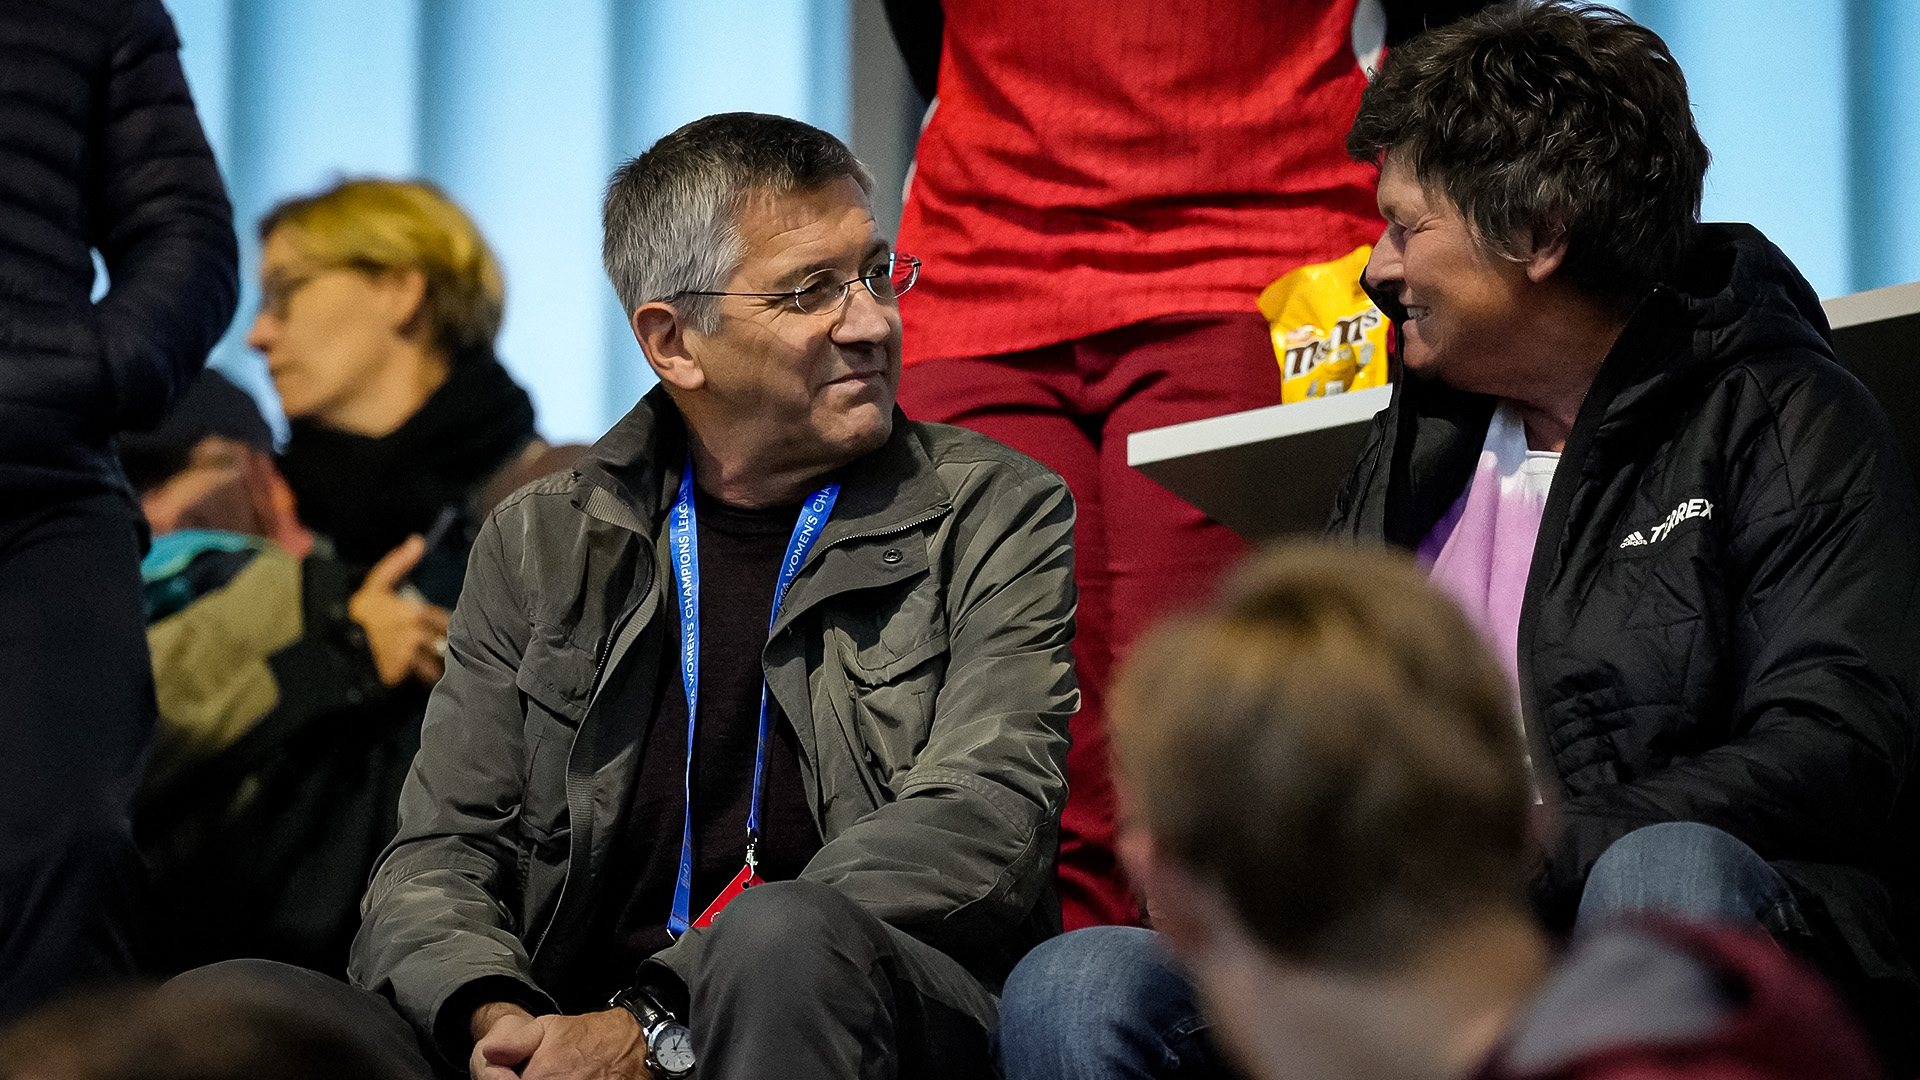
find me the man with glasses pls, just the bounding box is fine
[183,112,1076,1080]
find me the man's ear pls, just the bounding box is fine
[632,302,704,392]
[1523,221,1570,284]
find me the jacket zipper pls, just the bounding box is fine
[831,506,948,546]
[804,507,948,575]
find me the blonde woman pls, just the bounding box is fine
[247,179,544,611]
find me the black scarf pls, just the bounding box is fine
[278,349,536,587]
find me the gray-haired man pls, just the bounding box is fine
[182,113,1075,1080]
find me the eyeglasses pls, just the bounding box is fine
[258,269,325,320]
[257,260,378,320]
[676,252,921,316]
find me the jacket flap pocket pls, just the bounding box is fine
[514,625,597,723]
[841,629,949,686]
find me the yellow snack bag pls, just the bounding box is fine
[1258,245,1389,403]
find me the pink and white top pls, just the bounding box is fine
[1418,402,1560,701]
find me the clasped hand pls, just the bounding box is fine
[470,1003,653,1080]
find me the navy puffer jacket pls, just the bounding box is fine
[0,0,237,498]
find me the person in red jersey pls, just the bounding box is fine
[886,0,1491,930]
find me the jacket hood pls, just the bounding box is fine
[1664,222,1832,372]
[1351,223,1842,551]
[1583,223,1833,457]
[1489,919,1884,1080]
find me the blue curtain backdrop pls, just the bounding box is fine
[166,0,849,444]
[166,0,1916,444]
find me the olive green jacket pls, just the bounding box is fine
[348,387,1077,1044]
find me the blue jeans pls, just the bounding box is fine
[995,825,1791,1080]
[995,926,1230,1080]
[1575,821,1796,932]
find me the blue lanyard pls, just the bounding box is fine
[666,456,839,937]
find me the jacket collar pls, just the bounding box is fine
[1383,282,1688,546]
[571,386,679,534]
[572,385,950,545]
[1385,223,1831,539]
[812,406,951,549]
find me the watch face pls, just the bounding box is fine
[652,1023,696,1074]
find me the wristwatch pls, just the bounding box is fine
[608,985,696,1078]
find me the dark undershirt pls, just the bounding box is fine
[567,487,823,1004]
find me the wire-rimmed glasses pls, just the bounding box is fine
[678,252,921,315]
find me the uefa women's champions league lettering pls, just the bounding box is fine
[665,457,840,935]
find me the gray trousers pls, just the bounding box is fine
[176,880,999,1080]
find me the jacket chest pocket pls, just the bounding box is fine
[829,590,948,795]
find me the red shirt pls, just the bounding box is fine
[896,0,1386,364]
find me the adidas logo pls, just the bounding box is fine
[1619,497,1713,550]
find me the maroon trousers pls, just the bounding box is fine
[897,312,1280,929]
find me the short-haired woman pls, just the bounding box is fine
[247,179,544,609]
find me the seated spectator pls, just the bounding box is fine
[1010,544,1882,1080]
[119,370,447,976]
[130,183,579,976]
[999,2,1920,1075]
[185,112,1075,1080]
[0,982,409,1080]
[247,178,548,608]
[1338,1,1920,1062]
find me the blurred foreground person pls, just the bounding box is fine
[0,0,236,1018]
[247,179,548,608]
[1331,1,1920,1066]
[0,982,408,1080]
[118,371,444,977]
[890,0,1491,929]
[1008,545,1882,1080]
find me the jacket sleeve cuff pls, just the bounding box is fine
[434,975,554,1065]
[633,957,692,1020]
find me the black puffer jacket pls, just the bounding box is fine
[0,0,237,499]
[1329,224,1920,1062]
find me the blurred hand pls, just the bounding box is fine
[348,534,452,686]
[470,1003,653,1080]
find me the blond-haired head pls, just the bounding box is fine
[261,179,504,357]
[1113,542,1532,972]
